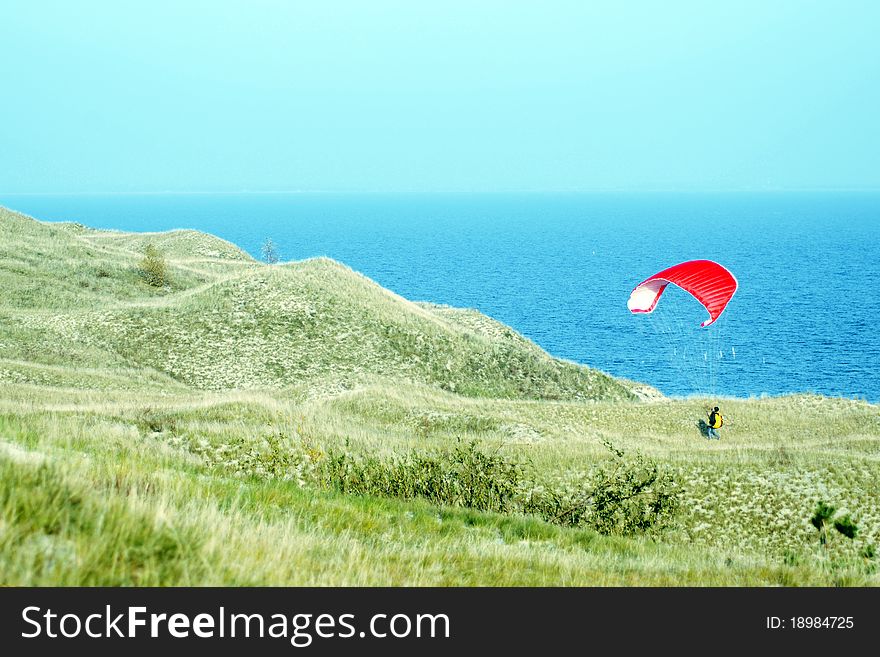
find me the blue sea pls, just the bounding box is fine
[3,192,879,401]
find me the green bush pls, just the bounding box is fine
[138,244,167,288]
[315,439,677,535]
[807,500,873,575]
[179,430,316,485]
[520,441,679,536]
[834,514,859,540]
[810,500,859,547]
[319,439,523,514]
[174,430,678,537]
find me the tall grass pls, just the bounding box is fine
[0,458,205,586]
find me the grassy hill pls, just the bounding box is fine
[1,206,878,586]
[0,207,636,400]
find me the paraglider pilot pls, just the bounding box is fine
[707,406,723,440]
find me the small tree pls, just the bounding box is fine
[811,500,858,549]
[261,238,280,264]
[139,243,167,288]
[810,500,835,547]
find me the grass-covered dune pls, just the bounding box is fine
[1,206,878,586]
[0,207,637,401]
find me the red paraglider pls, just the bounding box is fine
[627,260,738,327]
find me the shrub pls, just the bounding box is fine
[520,440,679,536]
[810,500,842,547]
[183,430,316,485]
[171,431,678,537]
[833,514,859,540]
[316,439,677,535]
[318,439,523,514]
[139,244,167,288]
[135,407,179,435]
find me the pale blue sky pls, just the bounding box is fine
[1,0,878,193]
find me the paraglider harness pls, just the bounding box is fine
[708,410,723,429]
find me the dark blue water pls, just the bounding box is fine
[3,192,879,401]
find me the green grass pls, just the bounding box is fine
[1,206,878,586]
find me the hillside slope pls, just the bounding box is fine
[0,207,641,401]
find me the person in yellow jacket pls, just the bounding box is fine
[707,406,723,440]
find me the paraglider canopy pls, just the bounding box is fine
[627,259,738,327]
